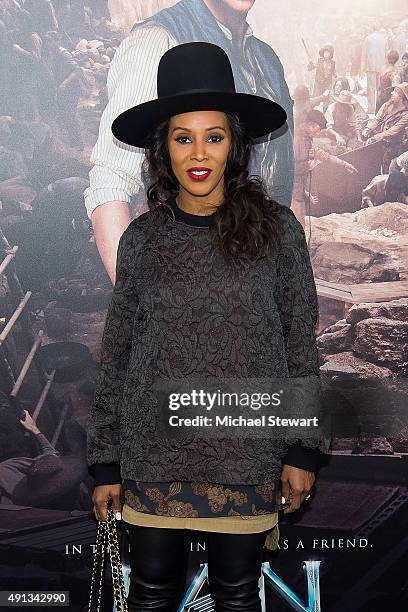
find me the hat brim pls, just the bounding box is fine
[111,91,287,149]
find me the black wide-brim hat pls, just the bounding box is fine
[111,41,287,149]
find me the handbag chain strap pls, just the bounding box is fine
[88,509,128,612]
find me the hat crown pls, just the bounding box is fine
[157,42,236,98]
[111,41,287,149]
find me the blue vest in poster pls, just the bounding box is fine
[131,0,294,206]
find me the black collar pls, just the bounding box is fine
[166,194,215,227]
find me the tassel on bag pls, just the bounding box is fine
[88,509,128,611]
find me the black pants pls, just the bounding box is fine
[124,523,268,611]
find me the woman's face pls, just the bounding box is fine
[334,80,342,96]
[167,110,232,204]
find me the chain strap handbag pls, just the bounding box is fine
[88,509,128,612]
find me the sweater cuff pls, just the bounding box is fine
[282,444,320,472]
[89,462,122,486]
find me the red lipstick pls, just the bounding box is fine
[187,167,212,181]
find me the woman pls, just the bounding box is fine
[87,42,330,611]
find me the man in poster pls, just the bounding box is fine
[84,0,294,283]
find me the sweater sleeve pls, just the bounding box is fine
[87,224,138,485]
[275,208,332,472]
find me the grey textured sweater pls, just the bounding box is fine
[87,195,331,486]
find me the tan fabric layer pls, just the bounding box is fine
[122,504,280,550]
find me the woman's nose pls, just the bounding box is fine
[191,141,208,160]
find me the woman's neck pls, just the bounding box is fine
[167,195,215,228]
[176,192,223,217]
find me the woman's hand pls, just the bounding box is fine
[280,464,315,514]
[92,484,122,522]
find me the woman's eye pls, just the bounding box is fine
[175,135,224,143]
[209,135,224,142]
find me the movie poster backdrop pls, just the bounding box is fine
[0,0,407,610]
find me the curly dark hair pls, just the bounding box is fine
[142,112,285,261]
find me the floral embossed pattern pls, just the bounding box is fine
[121,478,282,518]
[87,195,331,486]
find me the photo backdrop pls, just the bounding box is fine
[0,1,407,610]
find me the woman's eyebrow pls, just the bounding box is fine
[171,126,227,133]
